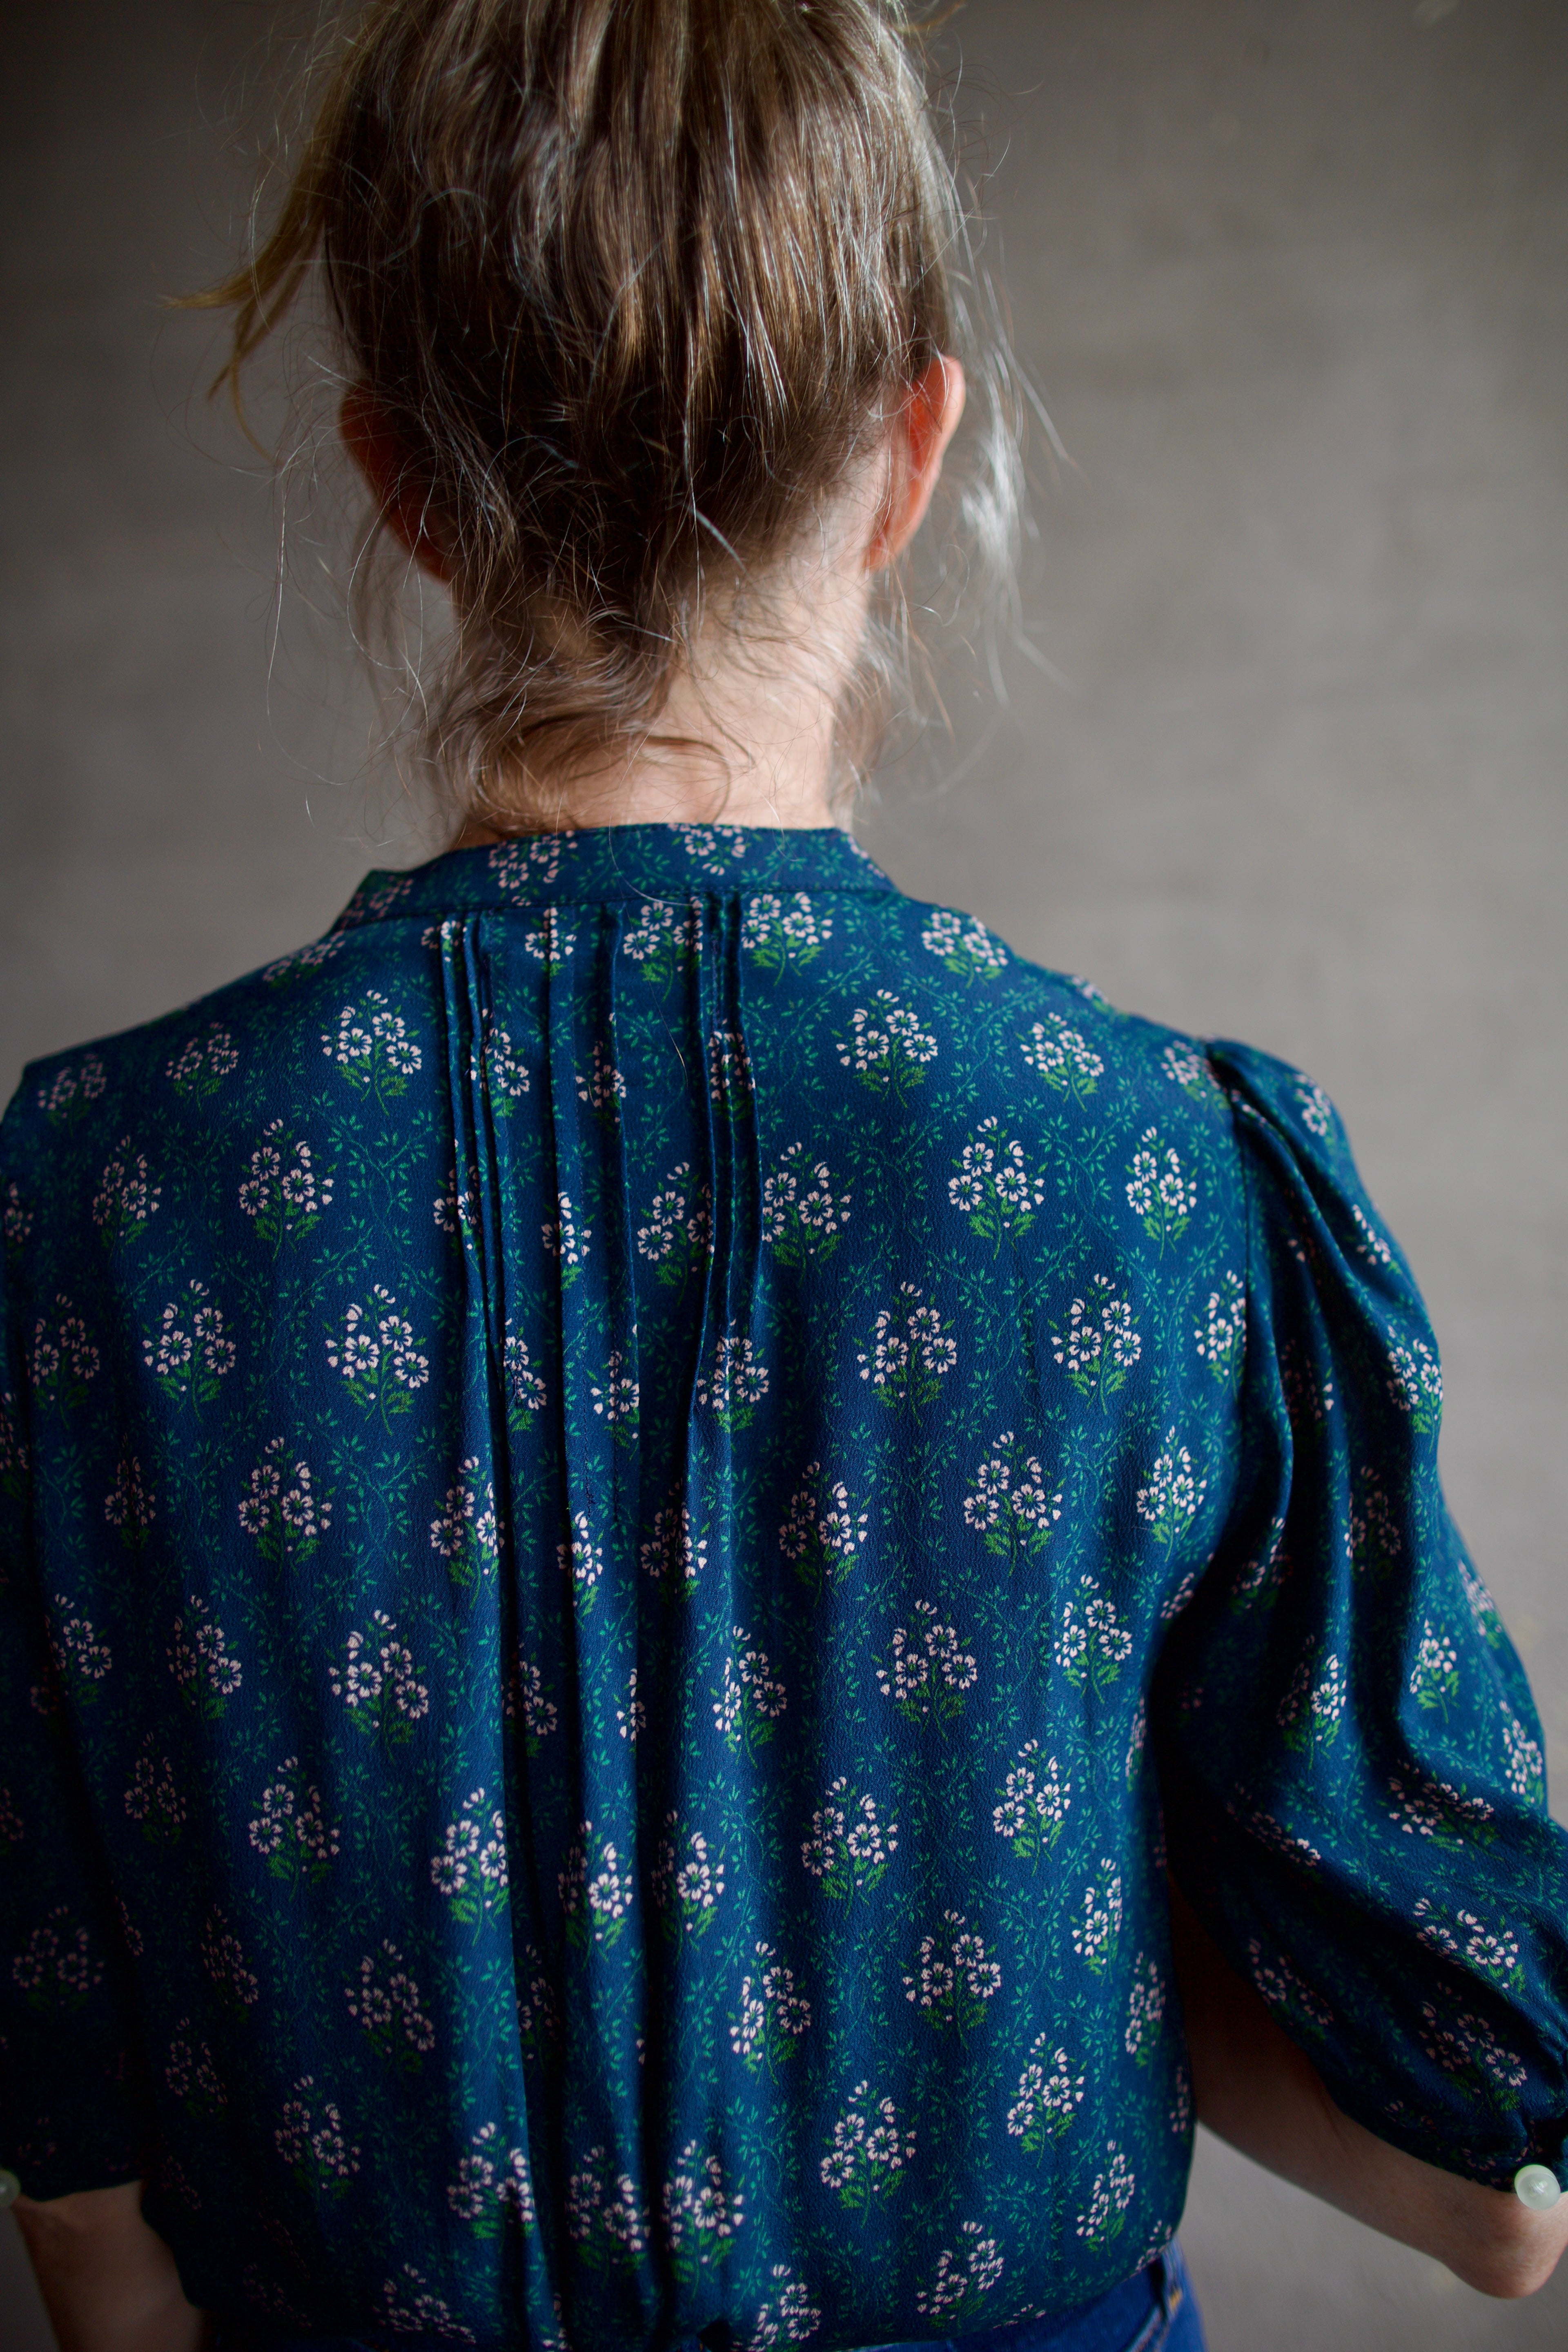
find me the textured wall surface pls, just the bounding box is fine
[2,3,1567,2347]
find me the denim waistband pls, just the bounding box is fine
[212,2246,1195,2352]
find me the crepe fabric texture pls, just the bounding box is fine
[2,824,1565,2348]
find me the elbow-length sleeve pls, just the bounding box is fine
[0,1109,152,2198]
[1155,1040,1568,2191]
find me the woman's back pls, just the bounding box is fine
[8,3,1568,2341]
[7,820,1558,2344]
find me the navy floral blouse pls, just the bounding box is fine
[2,824,1565,2348]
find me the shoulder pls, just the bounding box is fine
[1,913,439,1258]
[1201,1035,1366,1191]
[844,887,1245,1152]
[857,890,1389,1189]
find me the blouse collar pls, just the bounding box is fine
[330,823,898,933]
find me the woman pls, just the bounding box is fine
[6,5,1568,2349]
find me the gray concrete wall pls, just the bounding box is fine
[2,3,1566,2347]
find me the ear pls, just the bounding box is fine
[339,385,453,583]
[866,356,967,570]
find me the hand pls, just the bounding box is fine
[1169,1878,1568,2298]
[11,2180,207,2352]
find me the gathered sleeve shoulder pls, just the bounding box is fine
[0,1080,154,2196]
[1155,1038,1568,2190]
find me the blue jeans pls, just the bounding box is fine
[212,2244,1205,2352]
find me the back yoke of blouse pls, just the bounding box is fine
[3,824,1567,2350]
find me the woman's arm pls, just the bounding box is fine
[11,2180,206,2352]
[1169,1878,1568,2298]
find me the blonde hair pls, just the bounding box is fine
[198,0,1023,823]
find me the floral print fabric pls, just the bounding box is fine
[1,823,1565,2350]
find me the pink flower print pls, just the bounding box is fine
[504,1655,557,1753]
[707,1027,754,1115]
[30,1296,100,1410]
[328,1611,430,1744]
[48,1592,113,1700]
[857,1284,956,1409]
[165,2019,226,2116]
[762,1143,851,1264]
[575,1042,625,1116]
[744,2265,822,2351]
[921,909,1008,983]
[2,1178,32,1246]
[837,993,937,1096]
[677,823,749,872]
[565,2146,648,2264]
[143,1279,236,1404]
[542,1197,591,1284]
[742,891,833,971]
[1245,1938,1330,2035]
[800,1778,897,1900]
[779,1462,868,1592]
[914,2223,1004,2327]
[248,1757,341,1886]
[520,909,575,971]
[238,1119,332,1241]
[429,1457,500,1591]
[949,1119,1047,1245]
[322,990,422,1101]
[1050,1275,1141,1405]
[237,1438,331,1561]
[326,1286,430,1421]
[661,2140,745,2280]
[652,1818,726,1941]
[1007,2035,1085,2150]
[166,1023,238,1100]
[902,1911,1001,2032]
[877,1598,977,1722]
[639,1501,706,1598]
[1124,1954,1166,2065]
[91,1136,160,1246]
[962,1434,1061,1565]
[558,1510,606,1613]
[12,1906,105,2009]
[430,1788,510,1924]
[502,1326,546,1423]
[713,1630,786,1756]
[695,1332,768,1431]
[199,1909,259,2007]
[1071,1861,1124,1974]
[36,1051,108,1125]
[730,1941,811,2073]
[488,833,575,892]
[992,1742,1071,1860]
[168,1594,242,1718]
[818,2081,914,2206]
[447,2122,535,2237]
[345,1940,436,2067]
[589,1348,639,1432]
[275,2074,361,2195]
[104,1452,154,1542]
[559,1822,633,1950]
[636,1163,711,1288]
[124,1741,185,1844]
[1075,2145,1136,2249]
[615,1667,645,1744]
